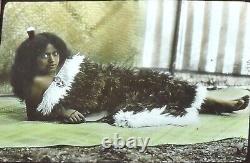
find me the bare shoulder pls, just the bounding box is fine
[33,76,53,89]
[28,76,54,105]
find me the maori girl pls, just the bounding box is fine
[10,29,249,127]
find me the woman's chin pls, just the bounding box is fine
[48,70,56,75]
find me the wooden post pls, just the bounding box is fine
[169,0,182,75]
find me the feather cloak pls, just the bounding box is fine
[36,54,207,127]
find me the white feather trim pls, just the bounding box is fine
[114,84,208,128]
[36,53,85,115]
[191,84,208,110]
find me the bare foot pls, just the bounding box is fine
[200,95,249,114]
[232,95,249,111]
[224,99,244,112]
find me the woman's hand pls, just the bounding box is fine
[56,106,85,124]
[63,109,86,124]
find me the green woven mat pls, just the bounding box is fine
[0,87,249,147]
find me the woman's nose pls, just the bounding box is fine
[48,55,55,63]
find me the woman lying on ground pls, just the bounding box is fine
[10,30,249,127]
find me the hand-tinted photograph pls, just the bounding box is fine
[0,0,249,162]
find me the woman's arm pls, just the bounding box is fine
[26,95,85,123]
[53,104,85,123]
[25,76,85,123]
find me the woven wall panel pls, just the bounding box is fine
[0,1,146,81]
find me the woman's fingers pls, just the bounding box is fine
[69,117,75,123]
[76,112,86,122]
[74,114,82,122]
[70,111,85,123]
[62,109,86,124]
[71,116,78,122]
[64,117,79,124]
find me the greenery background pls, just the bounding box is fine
[0,1,146,88]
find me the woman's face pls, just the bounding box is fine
[36,43,60,75]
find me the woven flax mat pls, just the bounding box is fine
[0,87,249,148]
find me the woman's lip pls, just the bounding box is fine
[48,65,56,69]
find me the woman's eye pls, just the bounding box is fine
[53,51,59,56]
[41,54,48,58]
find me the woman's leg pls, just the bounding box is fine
[200,95,249,114]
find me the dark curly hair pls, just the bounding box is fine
[10,32,72,101]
